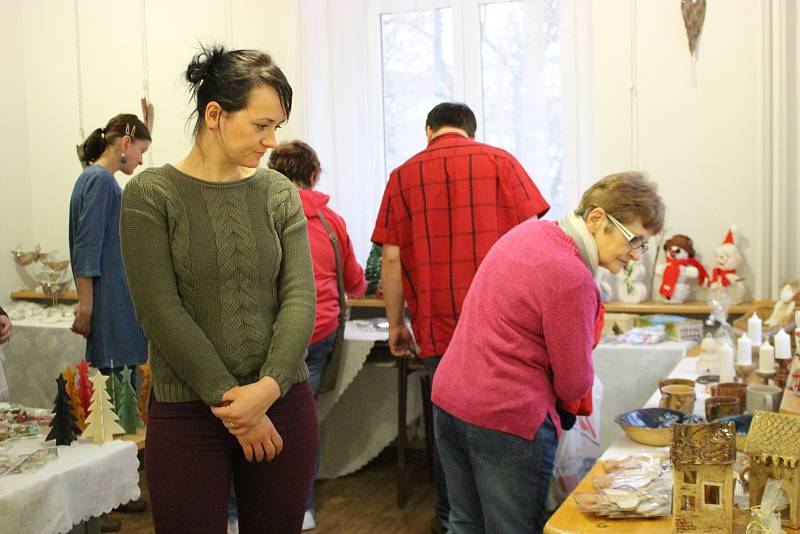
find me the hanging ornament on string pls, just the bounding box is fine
[681,0,706,87]
[73,0,88,168]
[139,0,155,165]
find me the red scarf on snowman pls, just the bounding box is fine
[659,256,708,298]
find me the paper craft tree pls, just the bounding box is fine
[45,376,79,446]
[138,362,151,425]
[117,367,144,435]
[62,366,86,431]
[365,243,382,295]
[81,374,125,444]
[76,360,94,415]
[106,369,124,414]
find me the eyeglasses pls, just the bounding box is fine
[606,213,649,254]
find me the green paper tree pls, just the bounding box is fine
[365,243,382,295]
[117,367,144,435]
[106,369,125,414]
[46,375,78,445]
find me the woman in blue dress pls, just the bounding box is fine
[69,113,152,380]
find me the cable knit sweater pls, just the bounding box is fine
[431,220,600,440]
[120,165,316,406]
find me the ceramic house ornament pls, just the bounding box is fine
[657,234,708,303]
[744,410,800,529]
[708,227,746,304]
[670,421,736,534]
[617,260,648,303]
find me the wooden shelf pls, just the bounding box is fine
[348,297,769,316]
[10,289,79,303]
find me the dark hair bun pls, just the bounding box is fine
[186,45,227,85]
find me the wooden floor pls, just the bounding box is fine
[109,448,437,534]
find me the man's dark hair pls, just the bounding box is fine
[425,102,477,138]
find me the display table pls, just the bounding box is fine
[2,317,85,408]
[316,320,422,479]
[545,355,800,533]
[0,436,140,534]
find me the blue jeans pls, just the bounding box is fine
[434,406,557,534]
[422,356,451,525]
[304,331,337,512]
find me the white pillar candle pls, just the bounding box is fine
[748,313,763,347]
[737,334,752,365]
[759,340,775,373]
[719,343,735,383]
[775,329,792,359]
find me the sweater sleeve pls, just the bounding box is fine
[120,176,238,406]
[540,277,598,404]
[259,184,317,396]
[335,213,367,298]
[71,173,113,277]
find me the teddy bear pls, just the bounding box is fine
[656,234,708,304]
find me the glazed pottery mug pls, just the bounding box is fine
[705,396,741,421]
[659,384,696,413]
[713,382,748,412]
[658,378,695,393]
[746,384,782,413]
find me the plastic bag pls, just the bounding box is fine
[546,375,604,511]
[746,478,789,534]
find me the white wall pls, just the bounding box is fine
[13,0,303,267]
[592,0,775,298]
[0,1,34,307]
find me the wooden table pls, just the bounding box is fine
[544,354,800,534]
[10,288,79,303]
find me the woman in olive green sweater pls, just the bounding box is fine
[120,46,318,534]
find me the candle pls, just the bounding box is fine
[719,343,735,383]
[759,340,775,373]
[737,334,752,365]
[748,314,763,346]
[775,329,791,359]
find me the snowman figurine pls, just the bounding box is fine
[656,234,708,303]
[616,260,647,303]
[707,226,746,304]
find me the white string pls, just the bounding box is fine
[629,0,639,170]
[140,0,153,166]
[73,0,85,141]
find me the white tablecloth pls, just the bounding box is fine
[3,318,85,408]
[0,436,140,534]
[594,340,693,451]
[316,320,422,479]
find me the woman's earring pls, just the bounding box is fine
[120,154,128,164]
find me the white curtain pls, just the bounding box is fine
[297,0,594,263]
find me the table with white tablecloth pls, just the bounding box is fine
[593,340,694,451]
[0,433,140,534]
[2,317,85,408]
[316,320,422,479]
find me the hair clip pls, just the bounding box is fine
[125,124,136,138]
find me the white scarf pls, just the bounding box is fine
[558,211,600,276]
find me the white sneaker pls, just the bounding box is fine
[302,510,316,531]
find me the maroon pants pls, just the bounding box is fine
[145,382,319,534]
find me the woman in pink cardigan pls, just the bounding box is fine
[431,172,665,533]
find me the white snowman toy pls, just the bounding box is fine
[656,234,708,304]
[707,227,746,304]
[616,260,647,303]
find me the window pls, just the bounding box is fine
[703,483,721,506]
[681,495,696,512]
[372,0,566,215]
[683,470,697,484]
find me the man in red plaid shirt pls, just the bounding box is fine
[371,102,549,532]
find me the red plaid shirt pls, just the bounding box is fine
[371,133,549,357]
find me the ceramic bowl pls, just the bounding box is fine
[615,408,704,447]
[714,414,753,451]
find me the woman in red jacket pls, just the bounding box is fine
[269,140,367,530]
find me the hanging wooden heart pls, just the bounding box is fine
[681,0,706,55]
